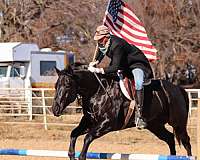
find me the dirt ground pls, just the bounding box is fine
[0,116,197,160]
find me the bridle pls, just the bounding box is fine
[55,73,77,106]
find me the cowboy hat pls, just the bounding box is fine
[94,25,110,41]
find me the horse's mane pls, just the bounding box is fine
[59,62,88,75]
[65,62,119,81]
[71,62,88,71]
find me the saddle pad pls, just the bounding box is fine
[119,77,135,100]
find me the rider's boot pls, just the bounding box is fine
[135,89,147,129]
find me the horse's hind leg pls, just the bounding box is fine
[147,123,176,155]
[68,116,90,160]
[174,127,192,156]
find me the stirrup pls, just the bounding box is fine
[135,117,147,130]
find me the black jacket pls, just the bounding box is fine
[95,35,154,79]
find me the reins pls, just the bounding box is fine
[85,72,114,120]
[93,72,112,100]
[71,70,113,120]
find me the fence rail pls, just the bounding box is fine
[0,87,81,130]
[0,88,199,130]
[185,89,200,115]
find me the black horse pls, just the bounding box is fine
[52,64,192,160]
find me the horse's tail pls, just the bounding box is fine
[173,129,181,146]
[179,86,189,113]
[174,86,189,146]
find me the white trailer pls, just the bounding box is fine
[0,42,69,89]
[0,42,76,120]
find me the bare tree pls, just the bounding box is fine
[0,0,199,84]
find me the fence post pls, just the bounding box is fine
[27,88,32,121]
[188,91,192,115]
[197,96,200,160]
[42,89,48,130]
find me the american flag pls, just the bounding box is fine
[103,0,157,60]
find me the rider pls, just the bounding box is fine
[88,25,154,129]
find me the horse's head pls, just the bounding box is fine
[52,65,77,117]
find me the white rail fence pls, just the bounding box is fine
[0,88,199,130]
[185,89,200,115]
[0,88,81,130]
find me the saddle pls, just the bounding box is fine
[119,77,135,100]
[117,71,152,128]
[119,75,151,101]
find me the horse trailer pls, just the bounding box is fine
[0,42,74,89]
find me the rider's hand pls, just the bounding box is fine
[89,61,99,67]
[88,66,104,74]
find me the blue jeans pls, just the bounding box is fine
[132,68,144,90]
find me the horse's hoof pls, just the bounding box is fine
[135,118,147,130]
[78,156,86,160]
[68,153,76,160]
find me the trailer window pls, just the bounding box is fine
[10,67,20,77]
[0,66,8,77]
[40,61,56,76]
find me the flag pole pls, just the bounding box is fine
[92,0,111,62]
[92,43,98,62]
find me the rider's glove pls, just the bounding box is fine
[89,60,99,67]
[88,66,105,74]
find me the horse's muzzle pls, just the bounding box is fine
[52,102,62,117]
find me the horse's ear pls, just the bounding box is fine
[66,65,73,75]
[54,67,61,75]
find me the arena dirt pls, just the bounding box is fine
[0,122,197,160]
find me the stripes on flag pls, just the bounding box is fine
[103,0,157,60]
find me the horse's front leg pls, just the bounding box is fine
[68,116,90,160]
[78,123,111,160]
